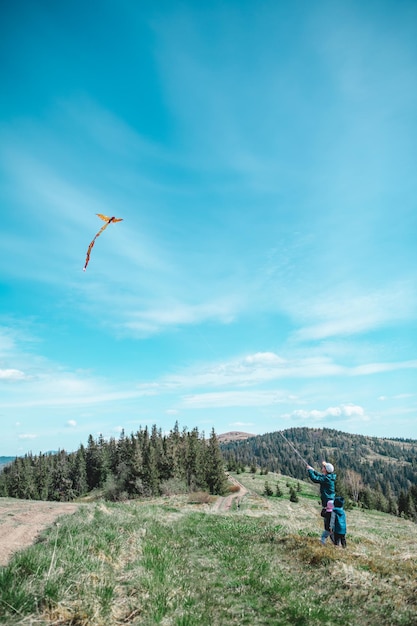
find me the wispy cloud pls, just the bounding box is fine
[182,390,292,409]
[0,369,26,381]
[1,1,416,452]
[137,351,417,397]
[283,404,368,423]
[124,298,238,335]
[351,361,417,376]
[291,281,417,342]
[1,387,145,410]
[2,311,416,422]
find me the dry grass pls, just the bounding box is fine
[1,471,416,625]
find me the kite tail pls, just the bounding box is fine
[83,221,111,271]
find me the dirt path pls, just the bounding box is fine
[211,474,249,512]
[0,498,81,566]
[0,476,251,567]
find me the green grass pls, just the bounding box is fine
[1,472,417,625]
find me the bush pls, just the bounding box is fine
[102,476,128,502]
[188,491,213,504]
[160,478,188,496]
[289,486,299,503]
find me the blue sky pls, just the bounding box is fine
[1,0,416,456]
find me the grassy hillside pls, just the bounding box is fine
[1,471,416,625]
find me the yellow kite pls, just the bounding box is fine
[83,213,123,271]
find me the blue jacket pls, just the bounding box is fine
[307,469,336,506]
[330,497,346,534]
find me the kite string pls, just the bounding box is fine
[279,431,310,467]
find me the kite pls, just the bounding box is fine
[83,213,123,271]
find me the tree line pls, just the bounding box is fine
[221,427,417,521]
[0,423,228,502]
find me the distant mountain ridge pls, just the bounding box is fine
[219,427,417,498]
[0,457,15,470]
[217,431,256,443]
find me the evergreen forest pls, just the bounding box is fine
[220,427,417,521]
[1,425,417,522]
[0,423,228,502]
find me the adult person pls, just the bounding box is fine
[307,461,337,543]
[306,461,336,510]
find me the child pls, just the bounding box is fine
[321,499,334,545]
[330,496,347,548]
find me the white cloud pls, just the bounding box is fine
[18,433,37,440]
[243,352,285,365]
[138,352,342,393]
[0,369,26,380]
[125,299,237,335]
[350,361,417,376]
[340,404,365,417]
[66,420,77,427]
[141,350,417,401]
[283,404,367,422]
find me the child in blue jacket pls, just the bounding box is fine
[330,496,347,548]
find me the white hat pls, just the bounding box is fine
[324,462,334,473]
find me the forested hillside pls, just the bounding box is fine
[220,427,417,519]
[0,423,228,502]
[2,425,416,521]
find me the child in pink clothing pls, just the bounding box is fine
[321,499,334,545]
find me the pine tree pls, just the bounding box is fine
[50,451,74,501]
[360,486,375,509]
[205,429,228,495]
[142,432,160,496]
[19,454,38,499]
[289,486,299,502]
[70,446,88,496]
[275,483,283,497]
[128,435,144,494]
[185,428,201,490]
[398,489,413,518]
[86,434,107,490]
[35,453,53,500]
